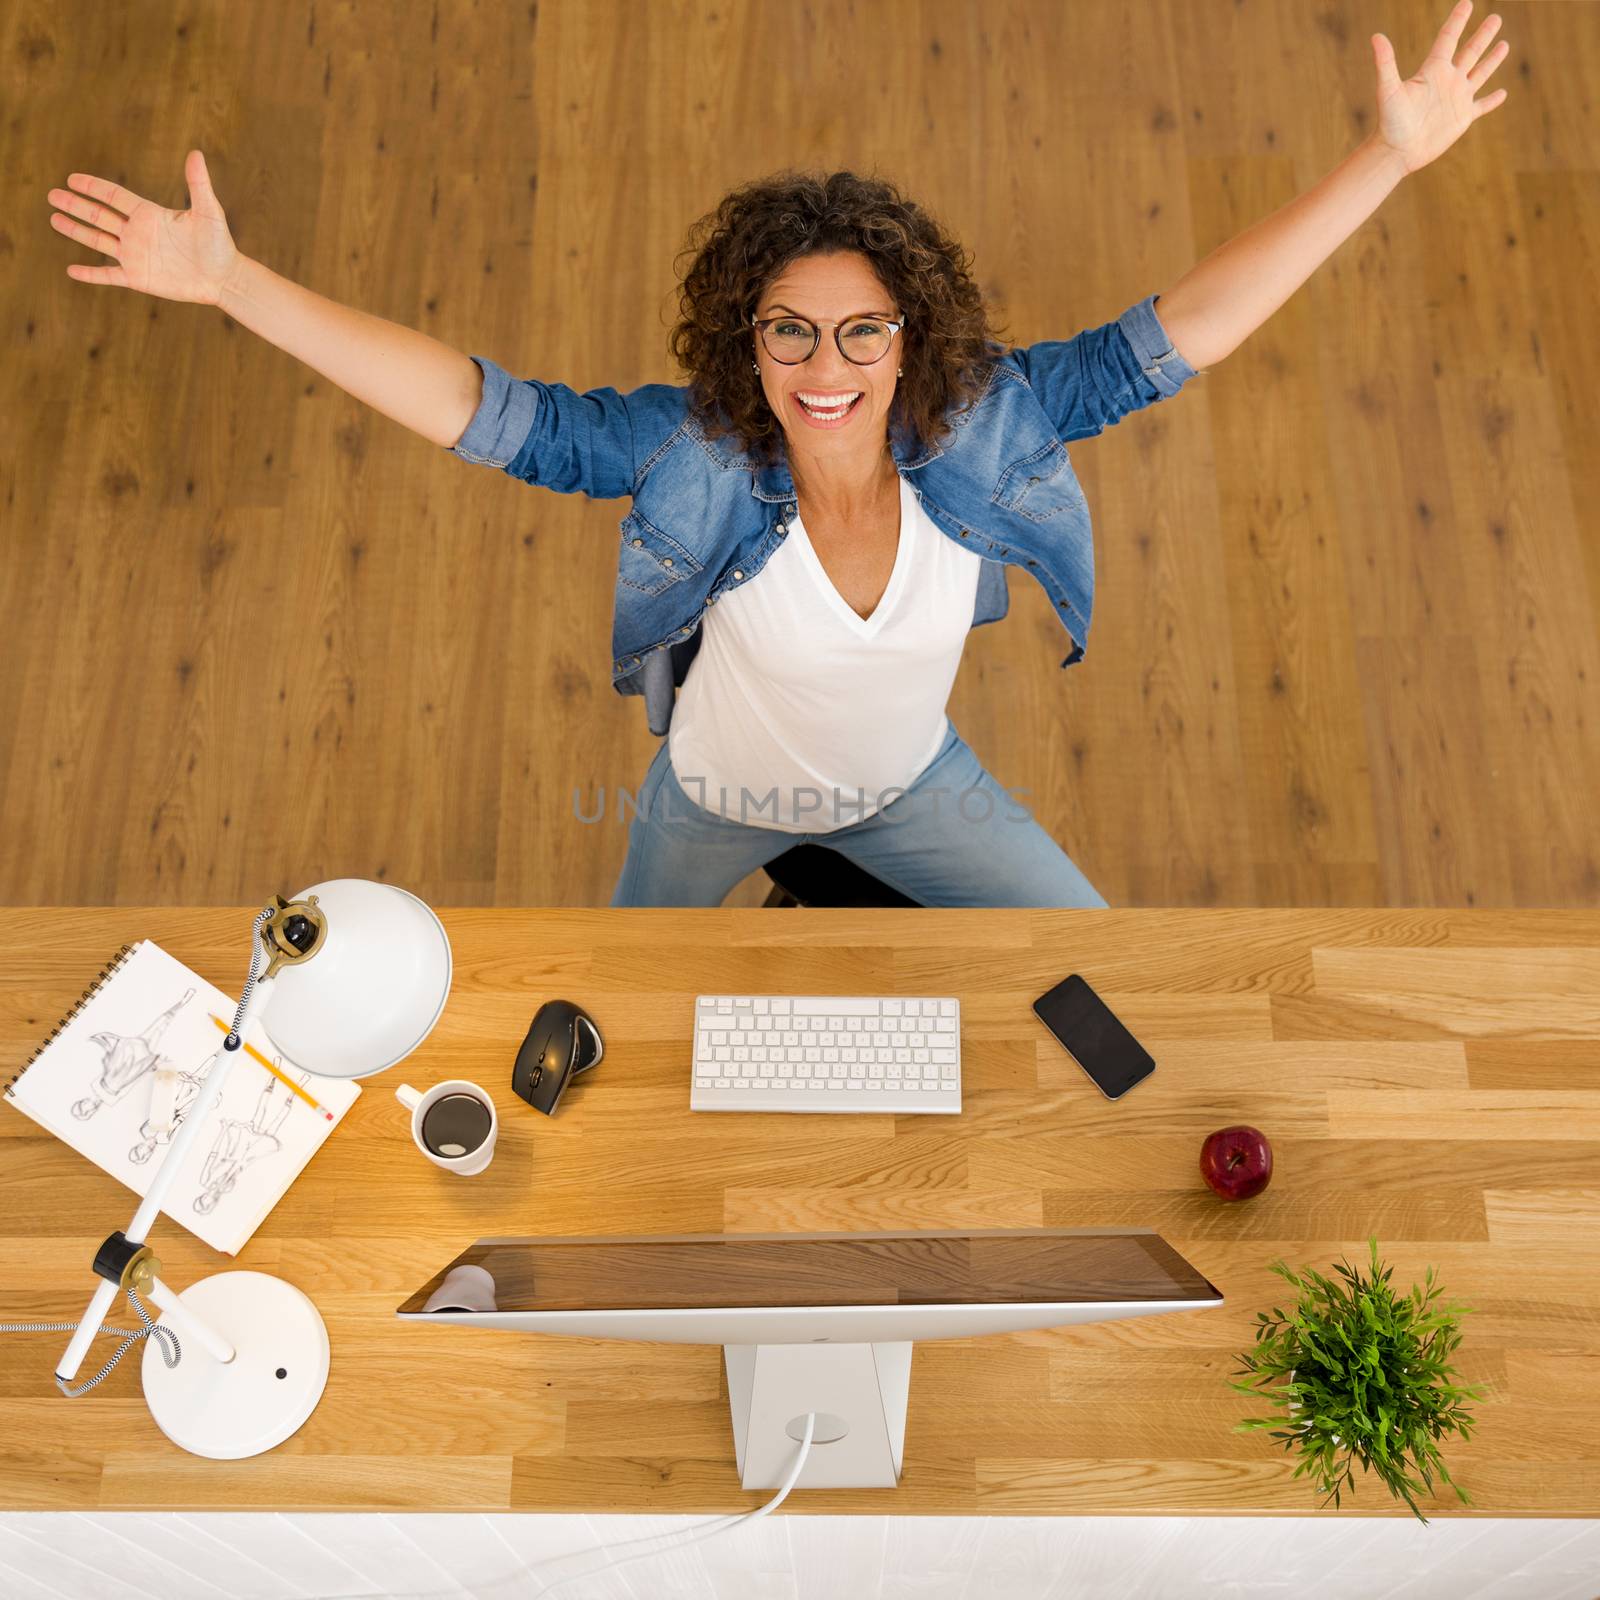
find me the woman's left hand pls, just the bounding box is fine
[1371,1,1511,176]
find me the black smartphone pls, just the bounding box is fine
[1032,974,1155,1100]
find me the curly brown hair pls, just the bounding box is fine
[667,169,1014,470]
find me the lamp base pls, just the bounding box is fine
[141,1270,330,1459]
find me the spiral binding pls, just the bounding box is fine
[3,942,139,1100]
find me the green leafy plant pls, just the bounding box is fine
[1229,1237,1487,1523]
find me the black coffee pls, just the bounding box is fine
[420,1093,492,1159]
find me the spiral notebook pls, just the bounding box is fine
[3,939,361,1255]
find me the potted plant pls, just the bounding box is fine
[1229,1236,1487,1523]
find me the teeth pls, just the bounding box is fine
[798,392,859,418]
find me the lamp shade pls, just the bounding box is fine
[255,879,452,1080]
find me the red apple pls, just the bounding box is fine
[1200,1125,1273,1200]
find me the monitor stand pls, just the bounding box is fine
[725,1342,912,1489]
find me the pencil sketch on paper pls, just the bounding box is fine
[129,1047,217,1164]
[195,1072,298,1214]
[123,1043,304,1214]
[72,986,196,1120]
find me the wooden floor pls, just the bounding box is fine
[4,906,1599,1517]
[6,0,1598,909]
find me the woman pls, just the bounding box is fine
[47,154,1199,906]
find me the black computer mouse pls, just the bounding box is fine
[511,999,604,1116]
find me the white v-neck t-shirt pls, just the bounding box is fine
[666,473,984,833]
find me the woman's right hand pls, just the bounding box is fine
[48,149,241,307]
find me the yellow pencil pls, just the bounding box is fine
[208,1012,334,1120]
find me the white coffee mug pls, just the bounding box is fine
[396,1079,498,1175]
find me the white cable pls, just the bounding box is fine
[532,1410,818,1599]
[306,1511,748,1600]
[304,1412,818,1600]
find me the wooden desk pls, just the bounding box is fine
[2,907,1597,1517]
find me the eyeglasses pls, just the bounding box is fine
[751,313,904,366]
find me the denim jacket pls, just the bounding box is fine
[447,291,1199,735]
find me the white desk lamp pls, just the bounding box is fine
[53,878,452,1459]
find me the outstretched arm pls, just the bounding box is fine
[1156,1,1511,373]
[50,152,484,450]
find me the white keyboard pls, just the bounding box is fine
[690,994,961,1113]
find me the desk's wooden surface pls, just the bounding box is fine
[2,908,1597,1517]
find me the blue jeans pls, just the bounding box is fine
[608,720,1110,908]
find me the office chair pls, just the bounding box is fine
[761,845,923,909]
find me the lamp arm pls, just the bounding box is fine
[146,1275,235,1363]
[57,909,278,1384]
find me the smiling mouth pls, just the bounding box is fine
[793,393,864,421]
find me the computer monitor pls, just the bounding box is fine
[398,1228,1224,1490]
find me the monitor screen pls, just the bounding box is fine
[397,1228,1222,1316]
